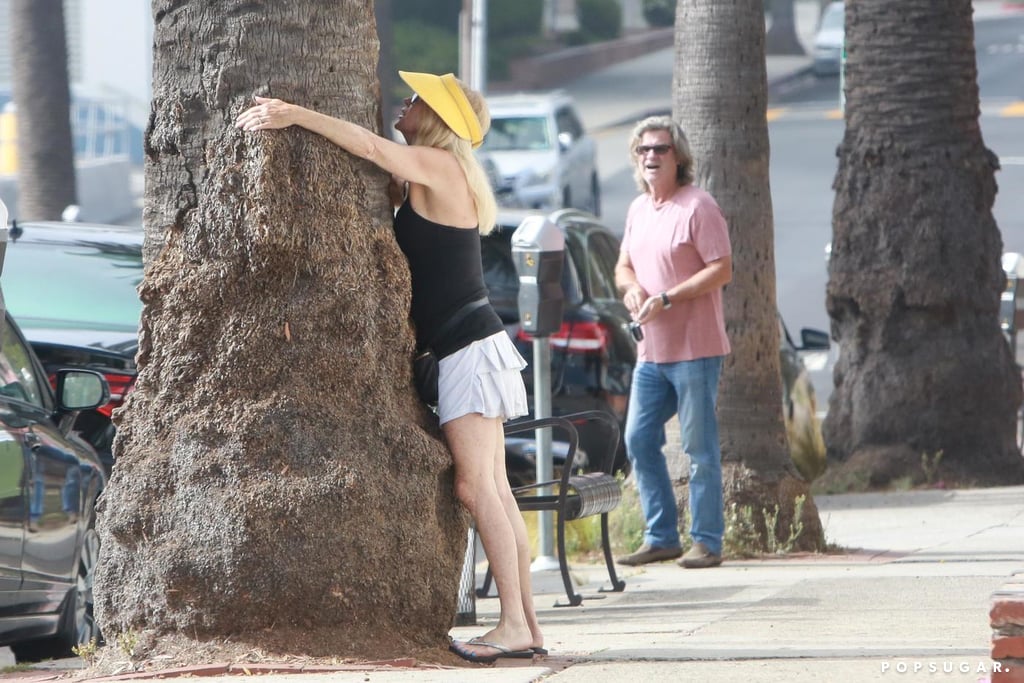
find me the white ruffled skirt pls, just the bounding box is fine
[437,331,529,425]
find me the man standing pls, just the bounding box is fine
[614,116,732,569]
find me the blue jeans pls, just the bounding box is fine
[624,356,724,554]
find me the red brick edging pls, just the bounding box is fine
[991,569,1024,682]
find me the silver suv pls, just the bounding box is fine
[478,91,600,216]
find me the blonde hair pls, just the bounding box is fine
[629,116,695,194]
[412,80,497,235]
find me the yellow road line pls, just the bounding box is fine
[1000,101,1024,117]
[825,109,844,120]
[766,108,786,121]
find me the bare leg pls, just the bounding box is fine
[444,413,537,658]
[487,419,544,651]
[488,419,543,651]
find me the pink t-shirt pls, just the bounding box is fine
[622,184,731,363]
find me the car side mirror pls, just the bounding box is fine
[56,369,111,411]
[557,131,573,153]
[799,328,831,351]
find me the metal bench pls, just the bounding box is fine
[477,410,626,606]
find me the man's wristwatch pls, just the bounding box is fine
[660,291,672,309]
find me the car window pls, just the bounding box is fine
[0,317,46,407]
[481,231,521,322]
[585,232,621,301]
[482,227,583,323]
[480,116,551,152]
[3,241,142,332]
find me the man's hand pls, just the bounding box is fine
[636,293,669,324]
[623,283,647,317]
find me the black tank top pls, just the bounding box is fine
[393,199,503,358]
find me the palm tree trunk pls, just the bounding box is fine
[824,0,1024,487]
[9,0,77,220]
[672,0,824,552]
[95,0,465,659]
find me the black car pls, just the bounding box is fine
[484,209,636,478]
[2,221,142,475]
[0,299,110,660]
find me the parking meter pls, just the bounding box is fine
[511,214,564,569]
[511,214,564,335]
[1001,252,1024,364]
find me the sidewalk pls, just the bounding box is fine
[6,486,1022,682]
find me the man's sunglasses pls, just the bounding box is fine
[409,93,419,105]
[634,144,672,156]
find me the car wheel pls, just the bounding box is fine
[10,520,102,661]
[71,524,102,647]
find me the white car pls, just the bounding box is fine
[813,1,844,77]
[477,92,600,216]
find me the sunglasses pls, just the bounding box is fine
[635,144,672,156]
[409,93,419,105]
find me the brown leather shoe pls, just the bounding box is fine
[678,542,722,568]
[616,543,683,566]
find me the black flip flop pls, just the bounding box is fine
[449,637,535,664]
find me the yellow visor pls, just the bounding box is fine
[398,70,484,149]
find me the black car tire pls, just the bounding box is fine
[10,519,102,661]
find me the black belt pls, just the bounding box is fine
[425,297,490,350]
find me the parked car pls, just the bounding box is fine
[0,229,111,659]
[491,208,830,483]
[1,221,142,475]
[813,1,844,77]
[478,91,601,216]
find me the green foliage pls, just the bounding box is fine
[723,494,807,557]
[723,502,760,558]
[1,664,34,673]
[117,630,139,658]
[571,0,623,44]
[391,0,460,29]
[487,0,544,80]
[388,1,543,87]
[642,0,675,27]
[391,21,459,95]
[608,475,645,554]
[488,0,543,37]
[72,638,99,664]
[920,450,944,486]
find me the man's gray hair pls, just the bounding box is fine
[629,115,695,193]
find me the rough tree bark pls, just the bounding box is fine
[824,0,1024,488]
[9,0,77,220]
[94,0,465,662]
[672,0,824,552]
